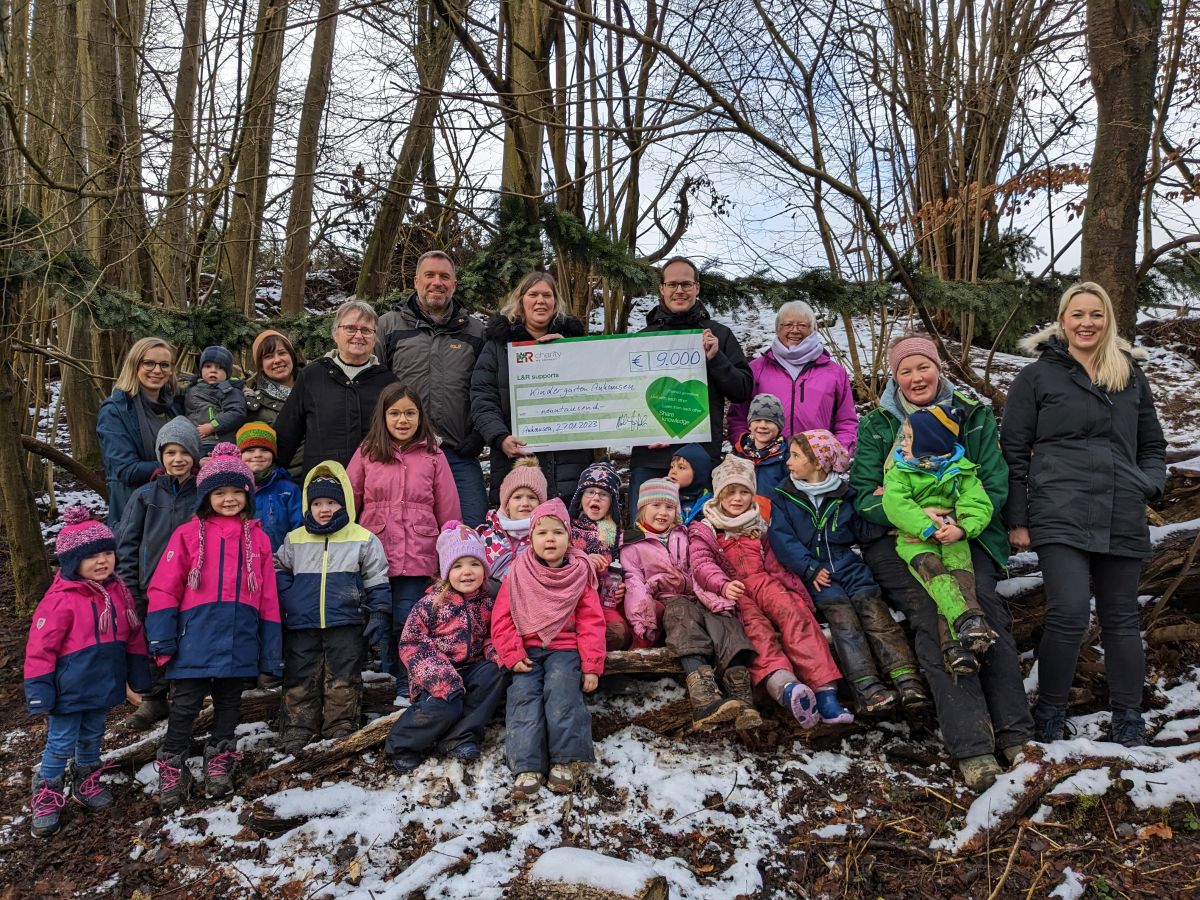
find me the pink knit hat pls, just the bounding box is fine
[196,442,256,515]
[887,335,941,374]
[797,429,850,475]
[499,458,548,510]
[529,497,571,531]
[55,505,116,580]
[712,454,757,497]
[436,521,489,580]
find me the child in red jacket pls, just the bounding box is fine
[24,506,151,838]
[491,499,604,800]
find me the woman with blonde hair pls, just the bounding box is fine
[1001,282,1166,747]
[471,272,591,505]
[98,337,185,525]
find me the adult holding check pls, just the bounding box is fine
[627,257,754,514]
[471,272,593,505]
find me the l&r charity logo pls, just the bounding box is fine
[515,350,562,363]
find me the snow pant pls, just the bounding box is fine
[662,596,757,674]
[281,624,364,736]
[1036,543,1145,712]
[383,576,429,693]
[603,600,664,651]
[863,537,1033,759]
[505,648,594,774]
[810,584,916,684]
[897,537,986,647]
[385,661,505,759]
[737,574,842,689]
[163,677,243,754]
[41,709,107,779]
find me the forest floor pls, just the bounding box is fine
[2,306,1199,898]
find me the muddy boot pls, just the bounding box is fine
[959,754,1003,792]
[70,761,115,811]
[943,645,979,675]
[30,774,66,838]
[278,728,314,756]
[127,696,169,731]
[852,676,898,714]
[155,749,192,812]
[203,740,241,799]
[721,666,763,731]
[685,665,742,731]
[953,612,997,656]
[892,671,931,710]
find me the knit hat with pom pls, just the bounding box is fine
[236,421,278,457]
[436,521,489,580]
[499,457,548,511]
[55,505,116,581]
[195,442,256,516]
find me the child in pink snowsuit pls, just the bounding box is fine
[689,455,853,728]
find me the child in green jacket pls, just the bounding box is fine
[882,406,998,675]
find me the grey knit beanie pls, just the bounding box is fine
[747,393,785,431]
[156,416,202,463]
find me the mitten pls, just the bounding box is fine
[363,610,390,648]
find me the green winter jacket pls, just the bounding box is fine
[850,381,1011,569]
[882,446,994,542]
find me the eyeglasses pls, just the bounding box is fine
[662,281,697,291]
[139,359,172,371]
[779,322,812,332]
[581,488,609,500]
[338,324,376,337]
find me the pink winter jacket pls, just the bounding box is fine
[687,520,817,613]
[726,350,858,453]
[490,579,606,675]
[347,441,461,577]
[619,526,731,641]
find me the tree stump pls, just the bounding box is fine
[516,847,668,900]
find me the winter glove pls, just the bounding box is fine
[363,610,390,649]
[154,654,173,668]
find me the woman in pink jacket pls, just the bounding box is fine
[726,301,858,452]
[347,384,461,702]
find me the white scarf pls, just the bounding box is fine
[789,472,844,507]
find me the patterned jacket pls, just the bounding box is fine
[476,510,530,580]
[399,582,498,700]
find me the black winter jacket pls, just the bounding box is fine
[629,301,754,471]
[115,474,198,614]
[470,313,593,505]
[275,355,398,476]
[376,296,487,457]
[1000,333,1166,558]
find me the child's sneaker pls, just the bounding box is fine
[70,761,114,811]
[203,741,240,799]
[30,774,66,838]
[721,666,763,731]
[155,749,192,812]
[943,645,979,675]
[852,677,898,714]
[894,673,931,709]
[447,741,481,761]
[512,771,543,801]
[547,763,577,794]
[783,681,820,729]
[954,614,997,655]
[815,688,855,725]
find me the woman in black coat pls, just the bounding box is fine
[1001,282,1166,747]
[470,272,592,506]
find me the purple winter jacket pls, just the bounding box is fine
[726,349,858,453]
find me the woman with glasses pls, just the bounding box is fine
[275,300,398,476]
[98,338,186,525]
[726,301,859,453]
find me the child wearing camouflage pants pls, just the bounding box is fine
[882,406,998,674]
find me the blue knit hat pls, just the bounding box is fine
[671,443,714,489]
[199,345,234,377]
[909,406,962,458]
[307,476,345,509]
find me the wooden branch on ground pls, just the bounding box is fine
[603,647,682,676]
[21,435,108,497]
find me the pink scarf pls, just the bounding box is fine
[507,546,597,648]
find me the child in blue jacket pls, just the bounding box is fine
[237,421,301,550]
[769,429,927,715]
[668,443,714,526]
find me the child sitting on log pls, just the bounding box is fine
[477,457,547,594]
[568,461,634,650]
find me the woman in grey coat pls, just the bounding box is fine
[1001,282,1166,747]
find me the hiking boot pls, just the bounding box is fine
[126,697,169,731]
[954,613,997,655]
[30,774,66,838]
[852,677,898,715]
[1001,744,1029,766]
[512,771,543,801]
[278,728,314,755]
[547,763,577,794]
[155,749,192,812]
[721,666,763,731]
[1032,703,1070,743]
[783,681,820,729]
[685,666,742,731]
[391,753,422,774]
[70,761,114,811]
[959,754,1004,792]
[942,645,979,675]
[894,673,931,709]
[1110,709,1146,748]
[815,689,855,725]
[447,741,481,761]
[322,724,354,742]
[203,741,241,799]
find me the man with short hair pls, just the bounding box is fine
[375,251,488,526]
[627,256,754,510]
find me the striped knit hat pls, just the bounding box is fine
[55,505,116,581]
[237,421,277,457]
[636,477,680,512]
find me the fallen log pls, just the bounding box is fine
[603,647,682,676]
[21,435,108,497]
[514,847,668,900]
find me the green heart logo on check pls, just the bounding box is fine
[645,377,708,438]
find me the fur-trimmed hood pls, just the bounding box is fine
[1018,323,1146,360]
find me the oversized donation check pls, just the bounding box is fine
[507,330,711,451]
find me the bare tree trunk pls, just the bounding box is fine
[356,0,459,301]
[223,0,290,315]
[1081,0,1163,337]
[499,0,556,230]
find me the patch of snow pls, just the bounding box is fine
[529,847,657,894]
[1050,865,1087,899]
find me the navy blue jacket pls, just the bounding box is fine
[117,474,197,612]
[255,467,302,551]
[98,389,185,526]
